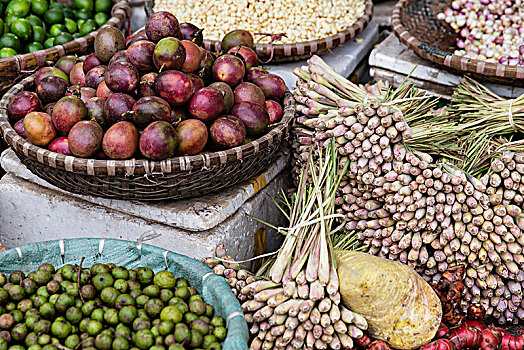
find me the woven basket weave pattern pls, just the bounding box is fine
[0,76,295,201]
[392,0,524,85]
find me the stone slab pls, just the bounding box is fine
[369,33,524,99]
[267,21,379,89]
[0,170,289,260]
[1,148,289,232]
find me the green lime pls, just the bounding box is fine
[76,18,85,27]
[0,33,21,51]
[5,0,30,16]
[10,18,32,41]
[43,36,53,48]
[30,0,47,15]
[26,41,43,52]
[26,14,43,27]
[49,23,65,36]
[0,47,17,57]
[64,18,76,33]
[63,7,73,18]
[32,25,45,42]
[5,14,21,27]
[43,8,64,24]
[93,12,108,27]
[48,1,62,8]
[0,3,4,16]
[73,0,91,10]
[74,8,90,20]
[0,19,4,36]
[54,31,72,45]
[73,32,82,38]
[79,19,95,35]
[94,0,109,12]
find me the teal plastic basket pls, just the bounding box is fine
[0,238,249,350]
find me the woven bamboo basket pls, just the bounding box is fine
[0,0,131,95]
[0,75,295,201]
[391,0,524,86]
[145,0,373,63]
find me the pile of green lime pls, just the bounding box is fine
[0,263,227,349]
[0,0,112,58]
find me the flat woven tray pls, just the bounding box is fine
[0,75,295,201]
[0,0,131,95]
[391,0,524,86]
[145,0,373,63]
[0,238,248,350]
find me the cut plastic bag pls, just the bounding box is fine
[335,250,442,349]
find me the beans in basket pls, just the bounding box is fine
[8,13,286,161]
[153,0,367,44]
[0,263,226,349]
[0,0,113,57]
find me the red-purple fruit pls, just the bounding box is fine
[132,96,172,130]
[212,54,245,87]
[231,101,269,137]
[97,81,113,100]
[175,119,207,155]
[188,87,224,122]
[23,112,56,146]
[44,103,56,115]
[153,37,186,71]
[228,46,258,69]
[197,50,215,82]
[102,121,139,159]
[246,67,268,82]
[138,72,157,97]
[187,73,204,94]
[35,67,70,85]
[180,22,203,46]
[48,137,73,155]
[234,82,265,106]
[94,26,126,63]
[68,120,103,157]
[104,93,136,125]
[209,82,234,113]
[155,70,193,106]
[36,76,69,104]
[66,86,97,104]
[266,100,283,124]
[8,91,42,121]
[86,97,106,129]
[55,55,79,76]
[70,62,86,86]
[221,29,254,52]
[145,11,182,42]
[85,66,107,89]
[181,40,202,73]
[13,119,27,138]
[126,40,156,71]
[126,29,147,47]
[104,62,139,93]
[109,50,128,66]
[83,53,103,73]
[52,95,87,133]
[139,121,178,160]
[170,107,190,125]
[254,74,287,101]
[210,115,246,149]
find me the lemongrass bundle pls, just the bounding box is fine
[292,55,524,325]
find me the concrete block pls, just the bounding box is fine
[369,33,524,99]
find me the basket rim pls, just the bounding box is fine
[391,0,524,81]
[184,0,374,59]
[0,0,130,78]
[0,75,295,177]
